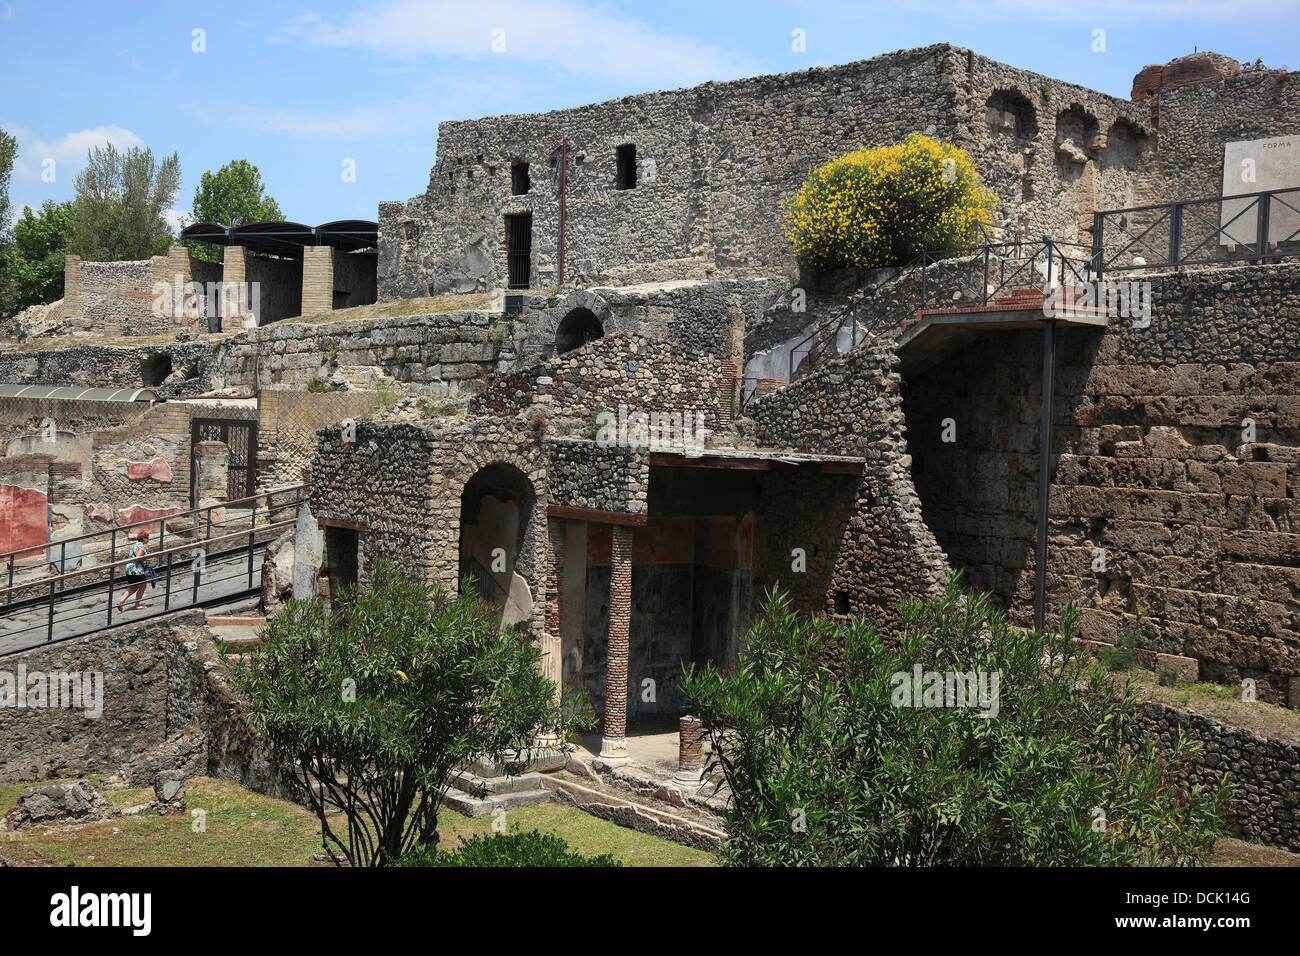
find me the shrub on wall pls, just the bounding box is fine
[682,578,1228,866]
[782,133,995,274]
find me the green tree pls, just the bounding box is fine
[0,127,16,244]
[188,159,285,262]
[682,578,1228,866]
[71,142,180,261]
[226,560,587,867]
[0,200,75,319]
[783,133,995,274]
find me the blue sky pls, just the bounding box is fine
[3,0,1298,228]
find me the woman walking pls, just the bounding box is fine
[117,530,152,612]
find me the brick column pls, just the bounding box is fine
[301,245,334,316]
[194,440,228,503]
[600,523,632,761]
[221,245,248,332]
[673,715,704,788]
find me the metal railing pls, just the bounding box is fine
[786,236,1098,382]
[1091,186,1300,281]
[0,483,308,653]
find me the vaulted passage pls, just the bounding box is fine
[459,461,537,630]
[555,307,604,354]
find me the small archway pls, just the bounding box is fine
[459,461,537,629]
[555,307,603,355]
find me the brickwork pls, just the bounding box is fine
[602,524,633,749]
[301,246,334,316]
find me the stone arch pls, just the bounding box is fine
[458,460,538,630]
[555,307,604,354]
[1100,118,1151,173]
[1054,105,1100,176]
[985,88,1038,143]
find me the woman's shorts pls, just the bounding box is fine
[125,572,147,585]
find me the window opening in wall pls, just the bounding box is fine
[140,354,172,387]
[512,161,530,195]
[505,212,533,289]
[615,144,637,190]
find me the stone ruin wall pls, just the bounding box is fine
[904,262,1300,707]
[380,43,1154,299]
[746,341,950,627]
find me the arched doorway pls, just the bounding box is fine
[458,462,536,629]
[555,307,603,354]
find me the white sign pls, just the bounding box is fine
[1221,136,1300,248]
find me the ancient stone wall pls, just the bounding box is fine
[309,417,550,640]
[1135,700,1300,852]
[380,43,1152,298]
[469,329,727,430]
[903,262,1300,706]
[746,342,950,625]
[1152,66,1300,204]
[0,609,209,784]
[256,389,384,486]
[545,437,648,515]
[0,342,213,398]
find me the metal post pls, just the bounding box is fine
[1034,319,1057,634]
[1091,211,1104,285]
[1257,191,1271,260]
[248,499,258,589]
[6,554,13,603]
[982,245,990,306]
[1169,201,1182,270]
[47,578,55,643]
[107,530,116,628]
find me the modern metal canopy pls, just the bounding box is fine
[0,384,157,403]
[179,219,378,257]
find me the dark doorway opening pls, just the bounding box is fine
[141,354,172,387]
[323,525,358,605]
[555,307,604,354]
[190,418,257,507]
[615,144,637,190]
[511,161,530,195]
[505,212,532,289]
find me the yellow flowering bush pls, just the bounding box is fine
[783,133,995,273]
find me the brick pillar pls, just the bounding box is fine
[600,523,632,761]
[301,245,334,316]
[221,245,248,332]
[544,517,565,701]
[46,461,83,505]
[718,360,738,423]
[195,440,228,503]
[673,715,704,788]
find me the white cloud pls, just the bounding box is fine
[164,207,190,234]
[274,0,755,88]
[224,105,395,139]
[10,125,145,184]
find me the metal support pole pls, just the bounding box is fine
[1169,202,1182,270]
[1034,319,1057,634]
[1091,211,1104,285]
[106,529,116,628]
[1257,192,1271,261]
[248,500,258,589]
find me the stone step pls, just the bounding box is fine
[448,770,546,796]
[442,785,552,818]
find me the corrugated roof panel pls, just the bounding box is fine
[0,384,156,403]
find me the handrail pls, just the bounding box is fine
[0,482,307,565]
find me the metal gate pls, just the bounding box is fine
[191,418,258,506]
[505,212,532,289]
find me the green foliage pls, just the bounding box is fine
[0,200,75,320]
[398,828,620,867]
[187,159,285,262]
[782,133,995,274]
[306,377,335,393]
[0,127,16,242]
[72,143,181,261]
[226,560,582,867]
[682,578,1228,866]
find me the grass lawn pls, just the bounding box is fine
[2,775,1293,867]
[0,776,716,868]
